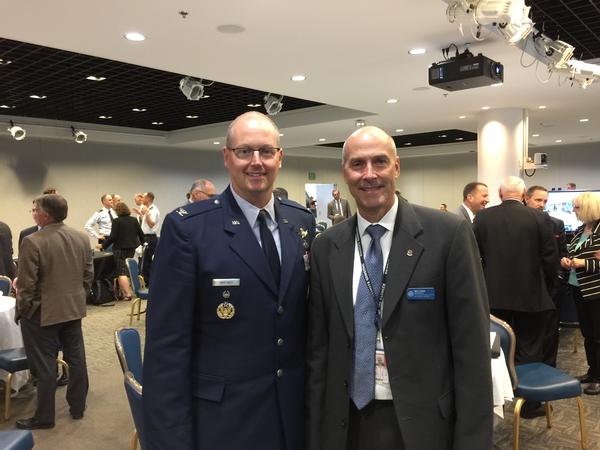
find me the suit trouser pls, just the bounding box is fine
[541,308,559,367]
[141,234,158,284]
[491,309,548,365]
[20,312,89,423]
[347,400,405,450]
[573,287,600,378]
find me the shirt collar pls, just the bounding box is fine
[356,195,398,237]
[230,186,276,227]
[462,203,475,222]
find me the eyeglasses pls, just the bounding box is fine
[227,146,281,160]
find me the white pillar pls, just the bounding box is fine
[477,108,528,205]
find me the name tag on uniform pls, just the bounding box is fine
[212,278,241,287]
[407,287,435,301]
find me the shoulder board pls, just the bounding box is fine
[279,198,313,215]
[171,198,222,220]
[97,209,103,213]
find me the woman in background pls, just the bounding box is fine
[97,202,144,300]
[561,192,600,395]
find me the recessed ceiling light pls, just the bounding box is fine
[481,106,490,110]
[579,118,589,122]
[408,48,426,55]
[98,115,112,119]
[531,134,540,137]
[459,115,466,119]
[213,141,221,145]
[404,142,412,146]
[216,24,245,34]
[0,104,15,109]
[132,108,147,112]
[0,59,12,65]
[555,139,562,143]
[438,134,447,138]
[456,137,464,141]
[124,32,146,41]
[186,115,199,119]
[247,103,261,108]
[490,82,503,87]
[86,75,106,81]
[395,128,404,133]
[30,94,47,99]
[386,98,398,104]
[279,133,284,137]
[151,121,164,125]
[318,138,326,142]
[291,74,306,82]
[538,105,547,109]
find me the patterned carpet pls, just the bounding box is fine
[1,302,599,450]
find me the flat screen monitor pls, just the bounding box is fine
[545,190,586,232]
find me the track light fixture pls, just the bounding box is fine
[264,93,284,116]
[7,121,26,140]
[71,126,88,144]
[179,76,214,101]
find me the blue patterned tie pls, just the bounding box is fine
[351,224,386,410]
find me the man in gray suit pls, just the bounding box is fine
[456,182,489,223]
[327,189,352,224]
[0,220,15,279]
[307,126,493,450]
[15,194,93,429]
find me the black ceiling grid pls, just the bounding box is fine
[528,0,600,61]
[319,129,478,149]
[0,37,322,131]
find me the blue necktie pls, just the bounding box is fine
[351,224,386,410]
[257,209,281,287]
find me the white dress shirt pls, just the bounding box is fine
[84,207,114,239]
[141,204,160,235]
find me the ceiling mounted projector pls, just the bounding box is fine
[179,76,213,101]
[7,121,26,140]
[264,93,284,115]
[71,126,87,144]
[429,52,503,91]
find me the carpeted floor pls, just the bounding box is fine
[1,302,598,450]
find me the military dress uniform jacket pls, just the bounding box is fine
[143,187,315,450]
[306,197,493,450]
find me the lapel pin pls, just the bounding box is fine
[282,218,289,224]
[406,249,413,257]
[213,199,220,205]
[231,219,240,225]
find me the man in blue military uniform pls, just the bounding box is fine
[143,111,315,450]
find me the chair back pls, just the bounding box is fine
[0,430,34,449]
[0,275,11,296]
[114,327,143,383]
[490,314,518,387]
[124,371,146,450]
[125,258,142,296]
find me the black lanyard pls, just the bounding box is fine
[356,227,389,330]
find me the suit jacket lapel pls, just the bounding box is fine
[382,199,424,329]
[221,188,278,296]
[330,216,357,339]
[275,199,299,303]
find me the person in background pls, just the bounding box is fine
[561,192,600,395]
[111,194,122,208]
[0,220,15,280]
[189,179,217,202]
[42,187,57,195]
[273,186,289,200]
[84,194,115,245]
[139,192,160,285]
[567,182,577,190]
[456,182,489,223]
[327,189,352,223]
[15,194,92,429]
[96,202,145,300]
[439,203,448,212]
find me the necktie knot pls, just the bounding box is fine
[258,209,270,224]
[366,224,386,241]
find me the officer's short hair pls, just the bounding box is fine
[463,182,487,200]
[525,185,548,198]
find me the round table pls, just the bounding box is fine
[0,296,29,392]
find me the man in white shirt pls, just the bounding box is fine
[84,194,115,244]
[456,182,489,223]
[140,191,160,284]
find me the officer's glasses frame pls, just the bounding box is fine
[227,146,282,161]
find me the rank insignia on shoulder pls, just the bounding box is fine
[176,208,189,216]
[231,219,241,225]
[299,227,308,239]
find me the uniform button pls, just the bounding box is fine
[341,419,346,428]
[384,336,390,341]
[277,305,284,315]
[276,369,284,377]
[343,380,348,387]
[277,338,284,347]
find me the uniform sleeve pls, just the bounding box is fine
[101,219,119,249]
[143,213,197,450]
[84,212,99,238]
[445,220,494,450]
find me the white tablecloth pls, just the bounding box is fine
[0,295,29,392]
[491,332,514,419]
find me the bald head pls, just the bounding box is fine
[225,111,281,149]
[499,176,526,201]
[342,126,397,164]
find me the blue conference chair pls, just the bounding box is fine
[114,327,143,383]
[0,348,28,421]
[490,314,588,450]
[124,371,145,450]
[0,275,11,297]
[125,258,149,326]
[0,430,34,450]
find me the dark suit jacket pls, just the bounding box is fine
[143,187,315,450]
[307,197,493,450]
[16,222,93,326]
[101,215,144,250]
[327,198,351,221]
[18,225,38,249]
[473,200,558,312]
[0,221,15,279]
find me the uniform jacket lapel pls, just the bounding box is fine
[381,198,424,329]
[274,199,299,303]
[221,188,278,296]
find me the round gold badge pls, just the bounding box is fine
[216,302,235,320]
